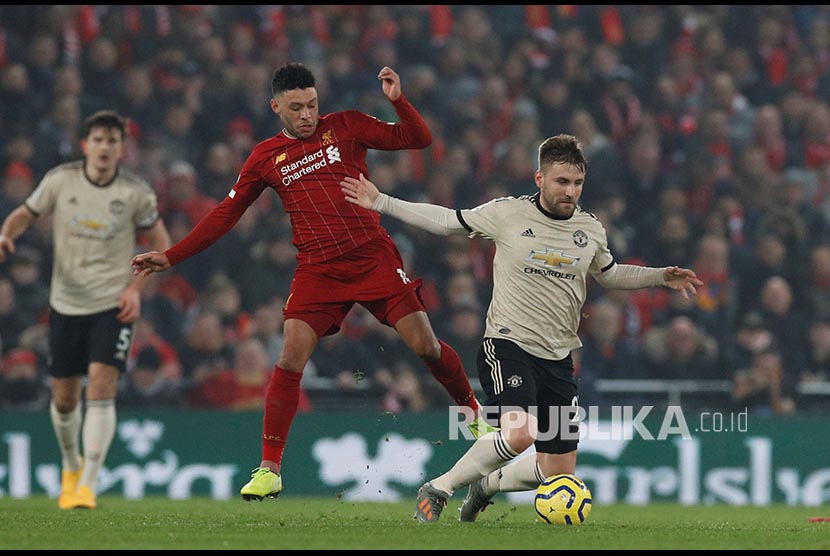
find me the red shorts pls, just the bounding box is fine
[284,235,425,337]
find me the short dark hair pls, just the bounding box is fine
[538,134,588,174]
[82,110,127,139]
[271,62,316,97]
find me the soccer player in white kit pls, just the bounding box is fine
[340,134,702,523]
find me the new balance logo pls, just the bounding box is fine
[521,228,535,238]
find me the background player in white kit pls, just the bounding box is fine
[340,134,703,523]
[0,110,171,509]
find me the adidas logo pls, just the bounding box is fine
[521,228,535,238]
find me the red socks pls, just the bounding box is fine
[261,366,303,466]
[426,340,479,411]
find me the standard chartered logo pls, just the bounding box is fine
[280,147,341,187]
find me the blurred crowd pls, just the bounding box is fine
[1,6,829,416]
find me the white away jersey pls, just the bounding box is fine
[457,193,614,360]
[25,161,159,315]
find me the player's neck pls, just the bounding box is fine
[84,164,118,187]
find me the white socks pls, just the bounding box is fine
[50,401,82,471]
[431,431,519,496]
[482,454,545,495]
[79,399,116,492]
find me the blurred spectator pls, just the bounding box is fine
[178,310,235,382]
[0,161,35,220]
[119,345,183,409]
[378,361,434,413]
[199,273,250,344]
[129,318,183,385]
[310,333,376,392]
[6,245,49,324]
[726,311,776,371]
[570,107,623,189]
[801,318,830,385]
[642,211,694,268]
[756,275,810,377]
[642,315,721,379]
[732,344,796,416]
[594,64,643,149]
[436,302,485,377]
[0,347,48,410]
[240,227,298,310]
[33,94,82,170]
[0,64,36,135]
[189,337,311,411]
[0,276,31,351]
[690,234,740,343]
[199,142,241,200]
[159,160,218,227]
[579,297,644,380]
[804,244,830,321]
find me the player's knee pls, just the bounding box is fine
[51,395,79,414]
[413,337,442,361]
[506,428,536,453]
[500,410,538,452]
[276,350,310,373]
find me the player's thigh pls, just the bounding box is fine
[48,308,90,378]
[476,338,539,417]
[284,267,355,337]
[278,318,321,370]
[87,308,134,372]
[534,359,580,456]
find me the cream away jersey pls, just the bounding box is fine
[24,161,160,315]
[457,193,614,361]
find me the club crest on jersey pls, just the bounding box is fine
[527,249,580,268]
[322,129,334,146]
[507,375,523,388]
[573,230,588,247]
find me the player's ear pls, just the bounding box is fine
[270,98,280,115]
[534,170,544,191]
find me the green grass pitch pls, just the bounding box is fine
[1,496,827,550]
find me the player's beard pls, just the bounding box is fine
[552,200,576,218]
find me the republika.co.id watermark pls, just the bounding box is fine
[451,405,748,441]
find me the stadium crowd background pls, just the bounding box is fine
[0,5,829,416]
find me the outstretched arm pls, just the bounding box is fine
[593,263,703,299]
[341,174,466,236]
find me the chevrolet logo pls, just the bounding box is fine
[528,249,580,268]
[76,219,109,231]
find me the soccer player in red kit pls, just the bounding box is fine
[132,63,489,500]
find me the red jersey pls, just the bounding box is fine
[165,94,431,266]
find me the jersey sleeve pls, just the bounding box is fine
[134,184,160,229]
[456,197,513,241]
[344,94,432,151]
[588,221,615,276]
[23,171,60,216]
